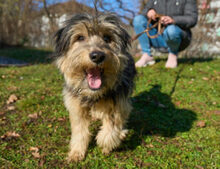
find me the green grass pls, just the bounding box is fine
[0,48,220,168]
[0,47,52,64]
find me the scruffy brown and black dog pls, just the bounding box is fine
[54,13,136,162]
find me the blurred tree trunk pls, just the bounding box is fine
[0,0,39,46]
[42,0,55,32]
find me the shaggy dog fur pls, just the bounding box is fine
[54,13,136,162]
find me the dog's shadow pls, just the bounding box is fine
[120,84,197,151]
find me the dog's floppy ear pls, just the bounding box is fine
[53,14,91,58]
[102,13,131,50]
[119,25,131,50]
[54,27,71,58]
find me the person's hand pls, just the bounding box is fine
[147,9,157,21]
[161,16,174,25]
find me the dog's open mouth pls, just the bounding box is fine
[86,67,103,90]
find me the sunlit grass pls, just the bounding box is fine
[0,48,219,168]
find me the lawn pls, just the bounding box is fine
[0,48,220,168]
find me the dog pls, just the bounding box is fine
[53,13,136,162]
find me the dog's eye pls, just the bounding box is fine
[103,35,112,43]
[76,35,85,41]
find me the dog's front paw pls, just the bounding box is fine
[67,150,85,162]
[119,129,128,140]
[102,147,111,155]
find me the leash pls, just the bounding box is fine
[132,14,165,41]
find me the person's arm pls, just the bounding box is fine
[142,0,155,16]
[172,0,198,29]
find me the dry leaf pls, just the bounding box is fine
[196,165,204,169]
[209,110,220,115]
[147,151,153,155]
[213,110,220,115]
[24,159,30,163]
[197,121,206,128]
[28,113,38,119]
[1,131,20,139]
[7,106,16,111]
[54,126,59,132]
[7,86,18,91]
[143,162,152,168]
[57,117,65,121]
[202,77,209,81]
[29,147,39,152]
[147,144,154,148]
[51,117,56,121]
[48,124,52,128]
[32,152,41,158]
[0,112,5,115]
[8,131,20,138]
[158,103,166,108]
[0,118,6,125]
[38,111,42,116]
[7,94,18,104]
[175,101,181,106]
[39,159,45,167]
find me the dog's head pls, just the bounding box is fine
[54,13,131,98]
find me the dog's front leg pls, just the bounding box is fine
[64,94,90,162]
[96,99,131,154]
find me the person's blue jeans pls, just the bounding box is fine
[133,15,183,56]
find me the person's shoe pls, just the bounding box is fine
[165,53,178,68]
[135,53,155,67]
[135,52,142,58]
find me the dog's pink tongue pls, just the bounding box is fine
[87,68,102,89]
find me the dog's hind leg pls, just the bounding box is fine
[96,98,131,154]
[64,91,91,162]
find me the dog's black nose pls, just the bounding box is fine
[89,51,105,64]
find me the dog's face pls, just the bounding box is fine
[54,14,130,98]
